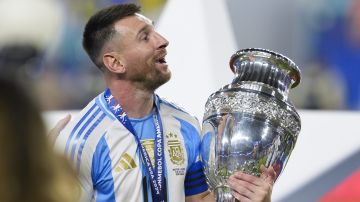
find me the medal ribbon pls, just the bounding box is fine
[104,88,165,202]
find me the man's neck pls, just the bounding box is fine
[107,80,155,119]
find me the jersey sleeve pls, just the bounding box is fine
[53,107,97,201]
[181,119,209,196]
[91,135,116,202]
[184,160,209,196]
[158,98,209,196]
[54,96,117,202]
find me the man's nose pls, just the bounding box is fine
[155,33,169,49]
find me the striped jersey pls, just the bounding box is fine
[54,91,208,202]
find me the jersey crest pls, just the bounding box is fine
[166,132,185,166]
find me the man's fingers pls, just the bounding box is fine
[228,170,273,202]
[228,175,255,200]
[55,114,71,130]
[260,165,276,185]
[48,114,71,146]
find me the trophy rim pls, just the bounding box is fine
[229,48,301,88]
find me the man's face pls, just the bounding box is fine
[112,14,171,91]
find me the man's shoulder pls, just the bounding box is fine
[157,96,200,128]
[159,97,195,115]
[54,93,115,154]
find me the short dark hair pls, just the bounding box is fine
[82,4,141,69]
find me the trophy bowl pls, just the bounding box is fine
[200,48,301,202]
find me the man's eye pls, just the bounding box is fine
[142,34,149,41]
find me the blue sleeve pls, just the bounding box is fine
[200,132,212,168]
[91,136,116,202]
[175,117,208,196]
[184,161,208,196]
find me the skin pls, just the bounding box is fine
[227,165,276,202]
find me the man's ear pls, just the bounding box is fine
[103,52,126,74]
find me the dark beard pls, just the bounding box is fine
[132,69,171,92]
[144,71,171,92]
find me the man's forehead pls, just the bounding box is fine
[134,13,153,25]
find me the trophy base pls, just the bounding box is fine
[215,186,239,202]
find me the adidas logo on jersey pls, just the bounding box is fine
[115,153,137,172]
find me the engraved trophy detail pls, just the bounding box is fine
[200,48,301,202]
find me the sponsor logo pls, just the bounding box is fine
[115,153,137,172]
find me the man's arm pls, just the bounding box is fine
[185,165,276,202]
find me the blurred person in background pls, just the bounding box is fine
[309,0,360,110]
[0,0,66,109]
[0,78,81,202]
[290,61,346,110]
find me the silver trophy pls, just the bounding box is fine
[200,48,301,202]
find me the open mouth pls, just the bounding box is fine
[156,57,167,64]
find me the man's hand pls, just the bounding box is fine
[48,114,71,146]
[227,165,276,202]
